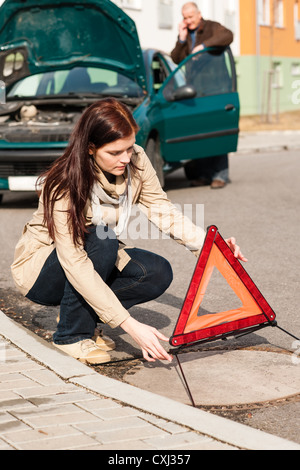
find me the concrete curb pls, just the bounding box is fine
[235,144,300,155]
[235,130,300,155]
[1,310,299,450]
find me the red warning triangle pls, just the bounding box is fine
[170,226,276,348]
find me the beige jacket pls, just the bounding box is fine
[11,145,205,328]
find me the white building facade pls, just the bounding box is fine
[113,1,300,116]
[112,0,240,56]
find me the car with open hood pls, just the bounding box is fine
[0,0,240,194]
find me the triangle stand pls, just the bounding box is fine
[168,225,299,408]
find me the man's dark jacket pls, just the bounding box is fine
[171,18,233,65]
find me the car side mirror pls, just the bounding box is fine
[165,85,197,102]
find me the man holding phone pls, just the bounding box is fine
[171,2,234,189]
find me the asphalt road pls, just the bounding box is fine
[0,148,299,443]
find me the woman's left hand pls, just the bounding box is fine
[225,237,248,262]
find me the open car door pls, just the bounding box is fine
[155,47,240,164]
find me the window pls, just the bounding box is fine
[295,1,300,40]
[224,10,236,34]
[274,0,284,27]
[7,67,144,99]
[158,0,173,29]
[258,0,270,25]
[0,80,5,105]
[291,63,300,76]
[272,62,283,88]
[3,51,25,78]
[116,0,142,10]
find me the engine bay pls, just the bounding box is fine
[0,102,84,143]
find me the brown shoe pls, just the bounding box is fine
[93,327,116,351]
[211,179,226,189]
[190,177,210,187]
[53,339,110,365]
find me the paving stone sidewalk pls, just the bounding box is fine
[0,335,236,451]
[1,311,299,451]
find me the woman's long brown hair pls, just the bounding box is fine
[38,98,139,246]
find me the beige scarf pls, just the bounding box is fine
[91,166,132,237]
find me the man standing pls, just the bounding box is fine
[171,2,234,189]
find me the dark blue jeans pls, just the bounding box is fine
[26,226,173,345]
[184,154,229,183]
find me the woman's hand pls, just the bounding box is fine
[225,237,248,262]
[120,317,173,363]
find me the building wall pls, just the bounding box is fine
[236,54,300,115]
[113,0,240,56]
[239,0,300,115]
[113,0,182,53]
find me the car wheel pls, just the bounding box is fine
[145,137,165,187]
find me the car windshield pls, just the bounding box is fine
[7,66,144,99]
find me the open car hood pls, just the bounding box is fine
[0,0,147,90]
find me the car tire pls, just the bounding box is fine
[145,137,165,188]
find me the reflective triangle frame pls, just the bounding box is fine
[170,226,277,349]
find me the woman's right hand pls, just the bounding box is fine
[120,317,173,363]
